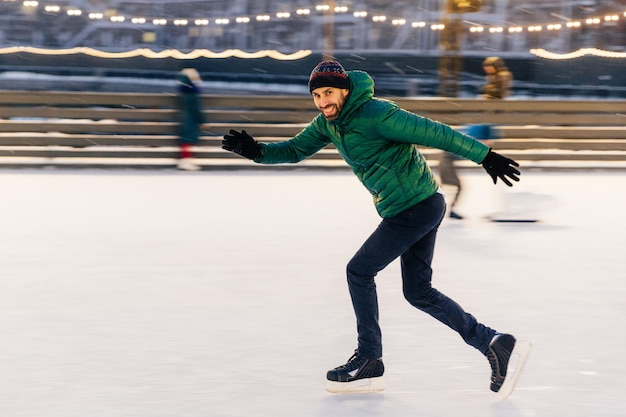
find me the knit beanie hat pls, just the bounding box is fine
[308,61,350,92]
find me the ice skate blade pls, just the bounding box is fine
[325,377,385,394]
[496,340,532,400]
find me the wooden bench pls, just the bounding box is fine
[0,91,624,170]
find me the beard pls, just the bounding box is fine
[314,88,349,120]
[319,95,347,120]
[321,104,340,120]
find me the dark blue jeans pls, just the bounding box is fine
[347,192,496,359]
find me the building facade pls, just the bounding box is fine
[0,0,624,54]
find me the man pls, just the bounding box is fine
[222,61,529,395]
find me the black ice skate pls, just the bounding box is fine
[325,351,385,393]
[486,333,532,398]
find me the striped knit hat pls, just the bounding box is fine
[308,61,350,92]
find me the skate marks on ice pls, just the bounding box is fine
[489,217,538,223]
[487,191,555,223]
[497,340,532,400]
[2,170,625,417]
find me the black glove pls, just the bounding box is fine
[480,149,520,187]
[222,129,262,160]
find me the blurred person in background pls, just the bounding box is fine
[221,61,528,395]
[437,150,464,219]
[481,56,513,100]
[176,68,207,171]
[479,57,534,221]
[438,56,512,219]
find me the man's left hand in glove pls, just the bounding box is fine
[480,149,521,187]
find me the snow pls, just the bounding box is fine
[0,168,624,417]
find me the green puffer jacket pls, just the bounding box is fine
[255,70,489,218]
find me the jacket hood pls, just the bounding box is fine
[332,70,374,124]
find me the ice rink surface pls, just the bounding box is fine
[1,168,624,417]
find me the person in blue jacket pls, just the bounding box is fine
[221,61,529,395]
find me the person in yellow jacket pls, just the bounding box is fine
[481,56,513,100]
[222,61,529,396]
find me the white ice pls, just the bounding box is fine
[0,168,624,417]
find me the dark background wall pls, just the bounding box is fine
[1,50,625,97]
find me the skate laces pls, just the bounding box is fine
[487,339,509,381]
[337,352,367,371]
[486,349,499,382]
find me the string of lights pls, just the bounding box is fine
[0,45,313,60]
[530,47,626,59]
[5,0,626,35]
[2,44,623,62]
[2,1,625,61]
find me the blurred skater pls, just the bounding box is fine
[479,58,538,221]
[481,56,512,100]
[438,56,513,219]
[438,152,463,219]
[221,60,530,396]
[176,68,207,171]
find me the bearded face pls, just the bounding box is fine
[311,87,350,121]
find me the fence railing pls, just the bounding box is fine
[0,91,624,170]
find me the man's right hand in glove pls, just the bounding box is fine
[222,129,262,160]
[481,149,521,186]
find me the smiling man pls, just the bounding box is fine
[221,61,529,396]
[308,61,351,120]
